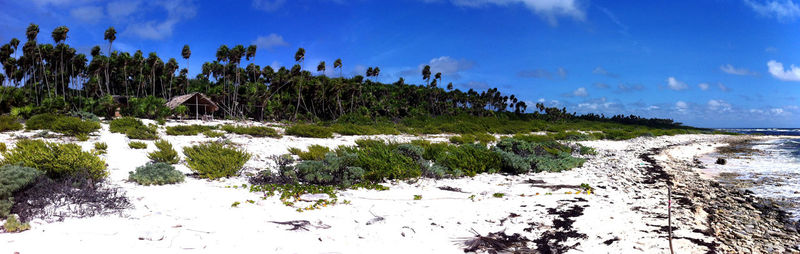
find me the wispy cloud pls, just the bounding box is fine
[767,60,800,81]
[398,56,475,79]
[720,64,757,76]
[592,66,619,78]
[70,5,104,23]
[107,0,141,21]
[666,77,688,91]
[744,0,800,21]
[616,83,644,93]
[517,67,567,79]
[253,33,289,51]
[124,0,197,40]
[429,0,586,26]
[573,87,588,97]
[698,83,710,91]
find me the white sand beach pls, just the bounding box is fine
[0,122,796,253]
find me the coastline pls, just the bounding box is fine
[1,132,798,253]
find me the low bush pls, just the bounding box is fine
[148,140,179,164]
[0,115,23,132]
[128,141,147,149]
[70,111,100,122]
[11,174,130,222]
[221,125,281,138]
[166,125,216,136]
[342,140,422,182]
[551,131,592,141]
[295,152,364,187]
[578,145,597,155]
[128,162,185,185]
[183,142,251,180]
[10,105,33,119]
[285,124,333,138]
[2,214,30,232]
[93,142,108,154]
[288,145,331,161]
[250,155,299,185]
[2,139,108,180]
[0,143,5,153]
[530,152,585,172]
[109,117,143,134]
[433,144,501,177]
[203,130,225,138]
[25,114,100,136]
[0,165,42,219]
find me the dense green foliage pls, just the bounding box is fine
[449,133,497,144]
[110,117,158,140]
[220,125,280,138]
[285,124,333,138]
[288,145,331,161]
[0,165,42,219]
[2,214,30,232]
[25,113,100,136]
[2,139,108,180]
[128,141,147,149]
[166,124,216,136]
[128,162,185,185]
[183,142,251,180]
[93,142,108,154]
[0,116,23,132]
[147,140,179,164]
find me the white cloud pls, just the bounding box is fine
[675,101,688,111]
[441,0,585,26]
[592,66,618,77]
[252,0,287,11]
[717,83,730,92]
[720,64,757,76]
[646,105,660,110]
[771,108,785,115]
[767,60,800,81]
[765,46,778,53]
[419,56,475,79]
[707,99,732,112]
[572,87,588,97]
[107,0,141,20]
[124,0,196,40]
[666,77,688,90]
[253,34,289,50]
[70,5,104,23]
[744,0,800,21]
[698,83,710,91]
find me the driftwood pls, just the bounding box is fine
[462,229,531,253]
[270,220,330,231]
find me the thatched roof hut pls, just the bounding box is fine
[165,93,219,119]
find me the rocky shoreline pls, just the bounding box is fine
[651,138,800,253]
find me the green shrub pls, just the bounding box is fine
[94,142,108,154]
[433,144,501,177]
[449,134,475,144]
[203,130,225,138]
[183,142,251,180]
[128,162,185,186]
[285,124,333,138]
[166,125,216,136]
[128,141,147,149]
[125,96,171,119]
[2,139,107,180]
[288,145,331,161]
[530,152,586,172]
[10,105,33,119]
[2,215,30,232]
[0,115,22,132]
[295,152,364,187]
[25,114,99,136]
[110,117,143,133]
[578,145,597,155]
[551,131,591,141]
[126,125,158,140]
[221,125,281,138]
[343,140,421,182]
[0,143,5,153]
[148,140,179,164]
[70,111,100,122]
[0,165,42,219]
[493,193,505,198]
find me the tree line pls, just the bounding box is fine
[0,23,684,129]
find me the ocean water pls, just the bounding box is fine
[711,128,800,220]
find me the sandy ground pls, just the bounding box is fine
[0,121,740,253]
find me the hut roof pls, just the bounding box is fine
[165,93,219,112]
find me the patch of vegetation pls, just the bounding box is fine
[93,142,108,154]
[166,124,216,136]
[128,162,185,185]
[2,139,108,180]
[221,125,281,138]
[128,141,147,149]
[578,145,597,155]
[0,115,23,132]
[125,125,159,140]
[493,193,505,198]
[183,142,251,180]
[342,139,422,182]
[110,117,158,140]
[288,145,331,161]
[0,143,6,153]
[413,195,422,200]
[285,124,333,138]
[147,140,180,164]
[432,143,501,177]
[25,113,100,136]
[11,174,131,222]
[449,133,497,144]
[2,215,30,232]
[0,165,42,219]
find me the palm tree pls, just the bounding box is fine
[26,23,49,99]
[103,27,116,95]
[51,26,69,96]
[166,58,178,98]
[292,48,305,119]
[9,38,19,59]
[317,61,325,76]
[373,67,380,81]
[333,58,342,77]
[366,67,373,79]
[422,65,431,86]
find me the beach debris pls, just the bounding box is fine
[270,220,330,231]
[602,236,620,245]
[462,229,531,253]
[437,186,464,193]
[715,158,727,165]
[400,226,416,237]
[299,193,331,201]
[533,204,587,253]
[366,209,385,225]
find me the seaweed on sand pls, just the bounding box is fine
[462,229,532,253]
[11,174,131,222]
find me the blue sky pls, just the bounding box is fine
[1,0,799,128]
